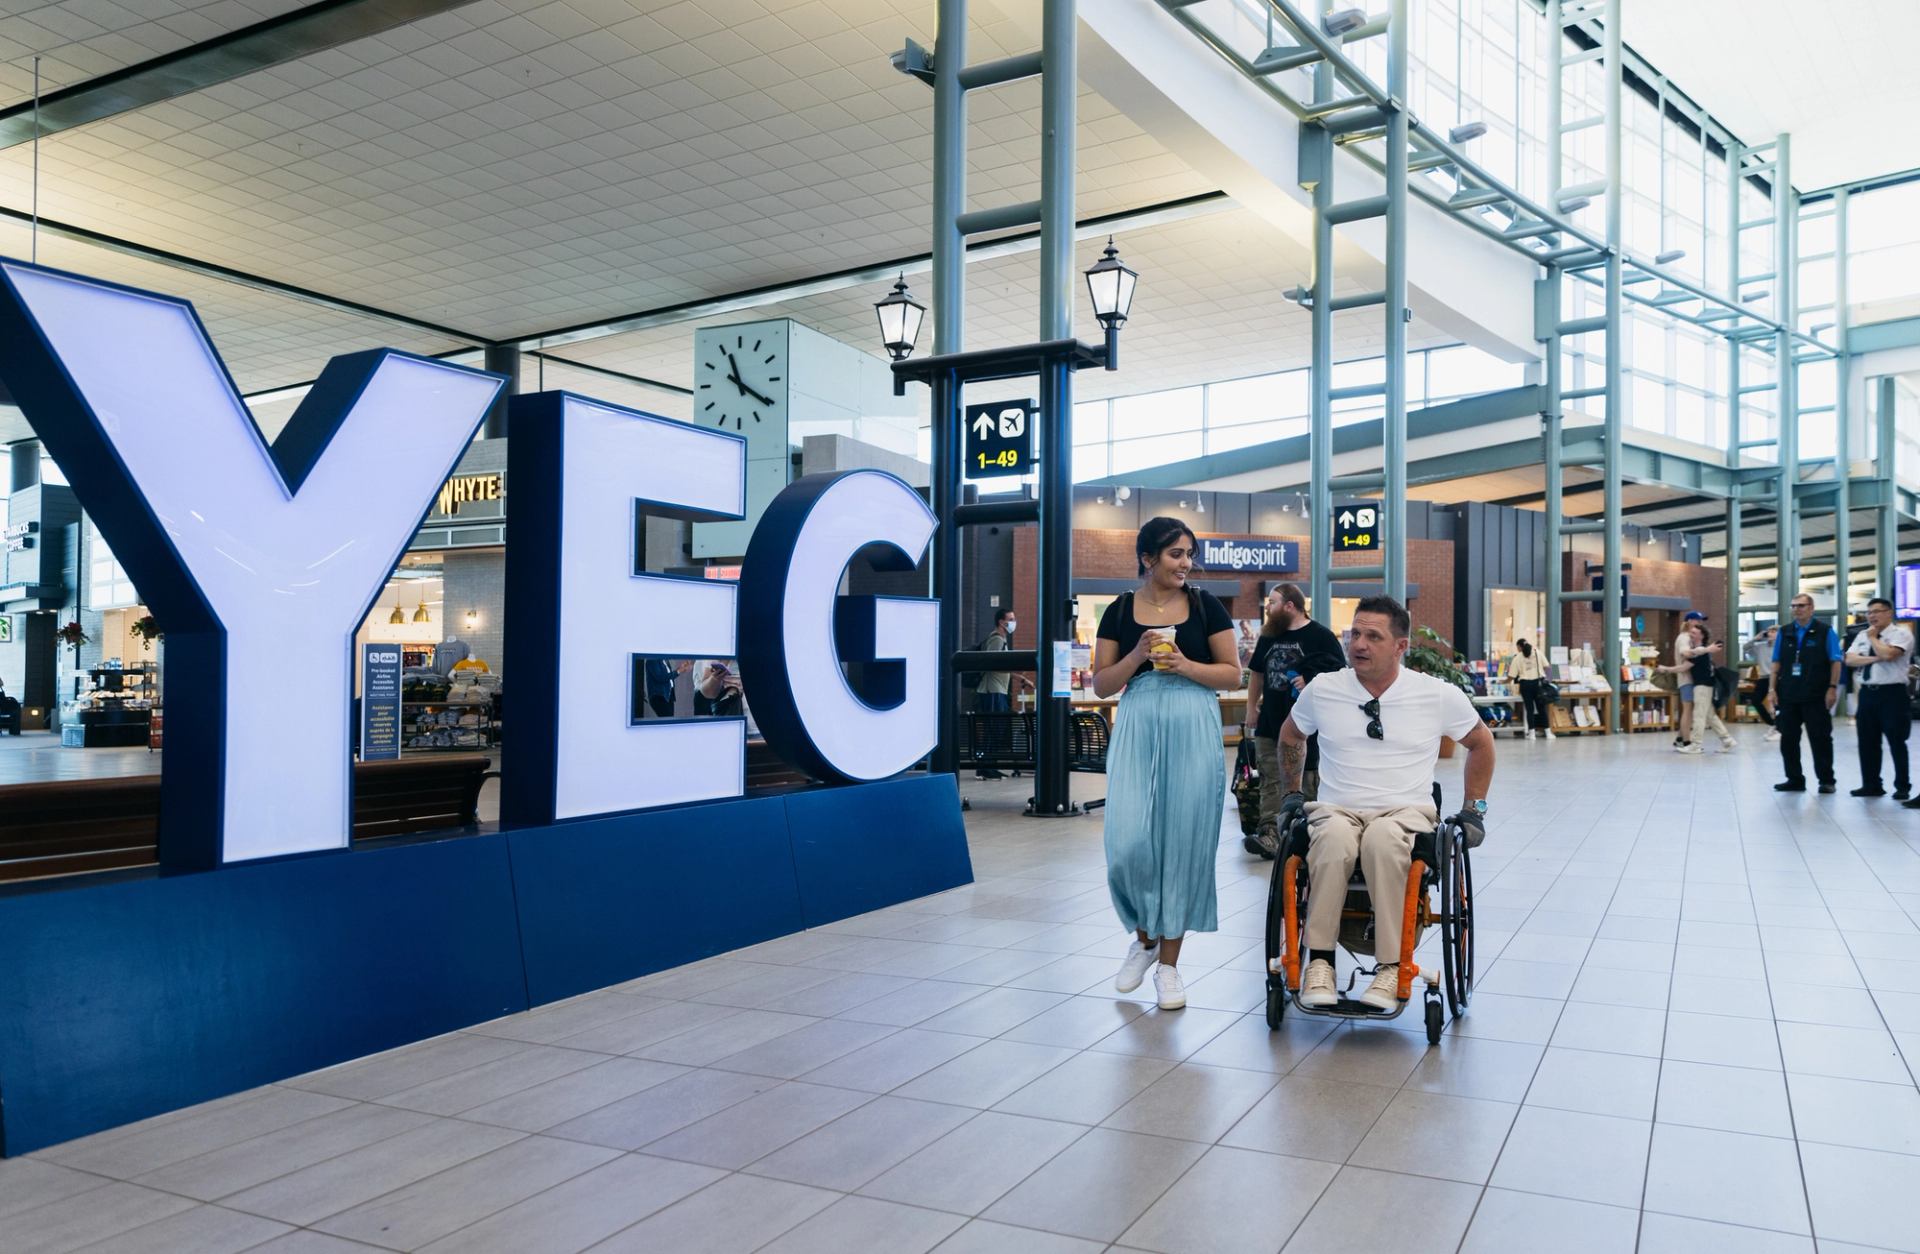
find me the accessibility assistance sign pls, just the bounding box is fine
[965,399,1034,479]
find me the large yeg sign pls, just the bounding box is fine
[0,259,940,867]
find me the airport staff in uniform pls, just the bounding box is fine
[1768,592,1844,794]
[1844,596,1913,799]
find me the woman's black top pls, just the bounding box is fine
[1097,589,1234,680]
[1688,643,1714,687]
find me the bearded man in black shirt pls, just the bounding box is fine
[1244,581,1346,858]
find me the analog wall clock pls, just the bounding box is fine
[695,323,788,443]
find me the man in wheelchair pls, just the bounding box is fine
[1275,595,1495,1011]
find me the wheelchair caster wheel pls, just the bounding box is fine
[1424,997,1444,1046]
[1265,978,1286,1030]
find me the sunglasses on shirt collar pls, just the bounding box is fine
[1359,697,1384,740]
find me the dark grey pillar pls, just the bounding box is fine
[9,439,41,493]
[482,346,521,440]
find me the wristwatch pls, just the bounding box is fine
[1468,799,1489,818]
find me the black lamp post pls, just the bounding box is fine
[1083,237,1138,368]
[873,274,927,362]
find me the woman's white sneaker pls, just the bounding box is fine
[1153,964,1186,1010]
[1115,940,1158,992]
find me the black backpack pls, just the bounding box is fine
[959,631,998,690]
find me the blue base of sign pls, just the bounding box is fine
[0,772,970,1157]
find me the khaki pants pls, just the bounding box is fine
[1304,802,1435,958]
[1689,690,1730,745]
[1253,736,1318,836]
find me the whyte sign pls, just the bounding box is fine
[1196,537,1298,574]
[0,260,940,869]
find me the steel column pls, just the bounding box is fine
[481,344,520,439]
[1878,374,1899,594]
[1542,295,1563,657]
[1774,133,1799,619]
[1833,187,1852,608]
[1725,141,1744,631]
[929,0,967,776]
[1543,0,1564,657]
[1308,0,1334,620]
[1600,1,1624,730]
[1032,0,1077,816]
[1382,0,1409,604]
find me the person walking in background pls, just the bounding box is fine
[973,608,1031,780]
[1092,516,1243,1012]
[1844,596,1912,799]
[1675,620,1735,754]
[1243,582,1345,858]
[1745,626,1781,740]
[1510,638,1554,740]
[1768,592,1843,794]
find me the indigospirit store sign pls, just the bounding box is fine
[0,260,966,1156]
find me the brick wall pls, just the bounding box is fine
[1011,528,1454,649]
[1559,553,1727,658]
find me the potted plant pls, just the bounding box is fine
[1404,625,1475,757]
[130,614,162,651]
[55,620,88,661]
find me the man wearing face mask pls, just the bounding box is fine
[974,607,1031,779]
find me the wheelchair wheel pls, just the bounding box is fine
[1265,977,1286,1029]
[1438,823,1474,1018]
[1263,841,1287,978]
[1424,997,1444,1045]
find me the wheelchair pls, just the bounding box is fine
[1263,784,1473,1046]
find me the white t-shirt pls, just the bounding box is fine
[1850,624,1914,687]
[1291,667,1483,810]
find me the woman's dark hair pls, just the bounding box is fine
[1136,516,1197,576]
[1516,638,1532,657]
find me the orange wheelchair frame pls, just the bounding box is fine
[1263,790,1473,1045]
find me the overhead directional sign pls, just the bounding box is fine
[965,398,1034,479]
[1333,501,1380,552]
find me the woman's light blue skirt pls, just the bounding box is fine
[1103,670,1226,939]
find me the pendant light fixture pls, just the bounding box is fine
[412,600,431,624]
[388,605,404,625]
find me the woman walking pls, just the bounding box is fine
[1091,517,1242,1010]
[1675,619,1735,753]
[1510,638,1554,739]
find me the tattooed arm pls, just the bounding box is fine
[1277,715,1308,793]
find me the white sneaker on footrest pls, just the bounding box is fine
[1299,959,1337,1008]
[1114,940,1158,993]
[1358,964,1401,1011]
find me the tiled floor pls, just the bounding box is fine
[6,721,1920,1252]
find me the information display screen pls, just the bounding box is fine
[1896,563,1920,619]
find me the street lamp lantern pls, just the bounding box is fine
[874,273,926,362]
[1084,237,1137,330]
[1084,237,1137,368]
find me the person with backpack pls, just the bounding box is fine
[972,608,1029,779]
[1091,517,1242,1011]
[1243,583,1344,858]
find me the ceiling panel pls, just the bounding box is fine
[0,0,318,101]
[538,206,1453,410]
[0,0,1213,341]
[1622,0,1920,190]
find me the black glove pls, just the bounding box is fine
[1279,790,1307,824]
[1453,809,1486,848]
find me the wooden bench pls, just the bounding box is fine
[0,755,496,883]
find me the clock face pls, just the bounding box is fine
[696,329,784,432]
